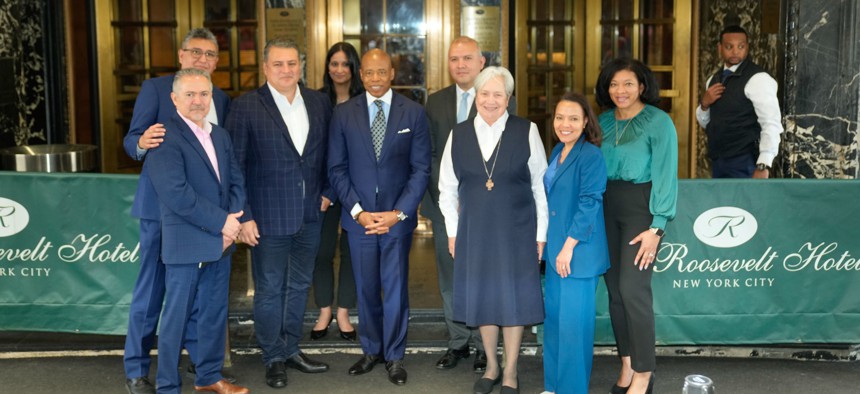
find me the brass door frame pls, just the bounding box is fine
[514,0,697,177]
[583,0,695,178]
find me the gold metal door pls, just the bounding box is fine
[516,0,694,177]
[95,0,261,174]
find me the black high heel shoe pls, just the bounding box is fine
[609,383,629,394]
[310,315,332,340]
[339,328,357,341]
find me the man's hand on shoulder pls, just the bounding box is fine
[138,123,166,150]
[700,83,725,110]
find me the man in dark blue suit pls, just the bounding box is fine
[121,28,232,394]
[226,38,332,389]
[146,68,247,394]
[328,48,430,386]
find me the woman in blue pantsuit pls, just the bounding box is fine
[542,92,610,394]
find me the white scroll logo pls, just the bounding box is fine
[693,206,758,248]
[0,197,30,237]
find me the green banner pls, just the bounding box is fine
[0,172,139,334]
[1,174,859,343]
[594,180,860,344]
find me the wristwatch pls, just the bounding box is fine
[353,210,365,223]
[395,210,408,222]
[649,227,665,238]
[756,163,770,171]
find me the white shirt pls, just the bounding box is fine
[205,96,219,126]
[268,82,310,155]
[438,111,548,242]
[695,62,784,166]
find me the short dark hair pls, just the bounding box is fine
[594,58,661,109]
[719,25,748,42]
[321,42,365,106]
[556,91,603,147]
[263,37,300,63]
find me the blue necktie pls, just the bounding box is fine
[721,69,732,84]
[371,100,386,160]
[457,92,470,124]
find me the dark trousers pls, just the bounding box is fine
[430,215,483,351]
[603,181,657,372]
[711,153,756,178]
[124,219,198,379]
[252,220,322,366]
[156,255,230,394]
[347,230,411,362]
[312,201,356,309]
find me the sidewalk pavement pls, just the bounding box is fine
[1,348,857,393]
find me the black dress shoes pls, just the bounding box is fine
[286,352,329,373]
[310,317,332,340]
[436,345,470,369]
[265,361,288,388]
[473,372,501,394]
[339,329,357,341]
[348,354,381,375]
[125,377,155,394]
[473,350,488,374]
[609,383,630,394]
[386,360,408,385]
[186,364,238,384]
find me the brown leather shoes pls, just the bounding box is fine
[193,379,250,394]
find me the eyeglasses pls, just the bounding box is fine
[181,48,219,60]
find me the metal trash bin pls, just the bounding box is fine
[0,144,98,172]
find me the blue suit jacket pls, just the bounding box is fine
[123,74,231,220]
[545,139,610,278]
[328,92,430,238]
[226,84,332,236]
[145,113,245,265]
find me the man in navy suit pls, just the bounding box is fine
[328,48,430,386]
[122,28,232,394]
[227,38,332,389]
[146,68,247,394]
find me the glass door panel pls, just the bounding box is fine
[343,0,427,103]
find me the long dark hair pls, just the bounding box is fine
[320,42,364,106]
[556,91,603,147]
[595,58,661,109]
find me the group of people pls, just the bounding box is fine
[121,23,781,394]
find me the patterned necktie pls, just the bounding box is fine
[457,91,470,123]
[371,99,386,160]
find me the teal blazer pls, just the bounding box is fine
[544,138,610,278]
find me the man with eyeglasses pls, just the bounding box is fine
[122,27,233,394]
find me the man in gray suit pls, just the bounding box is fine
[421,36,516,373]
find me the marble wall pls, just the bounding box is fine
[698,0,860,179]
[0,0,47,149]
[696,0,781,178]
[783,0,859,179]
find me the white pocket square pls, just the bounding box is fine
[397,128,412,134]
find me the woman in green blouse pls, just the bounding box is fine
[595,58,678,394]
